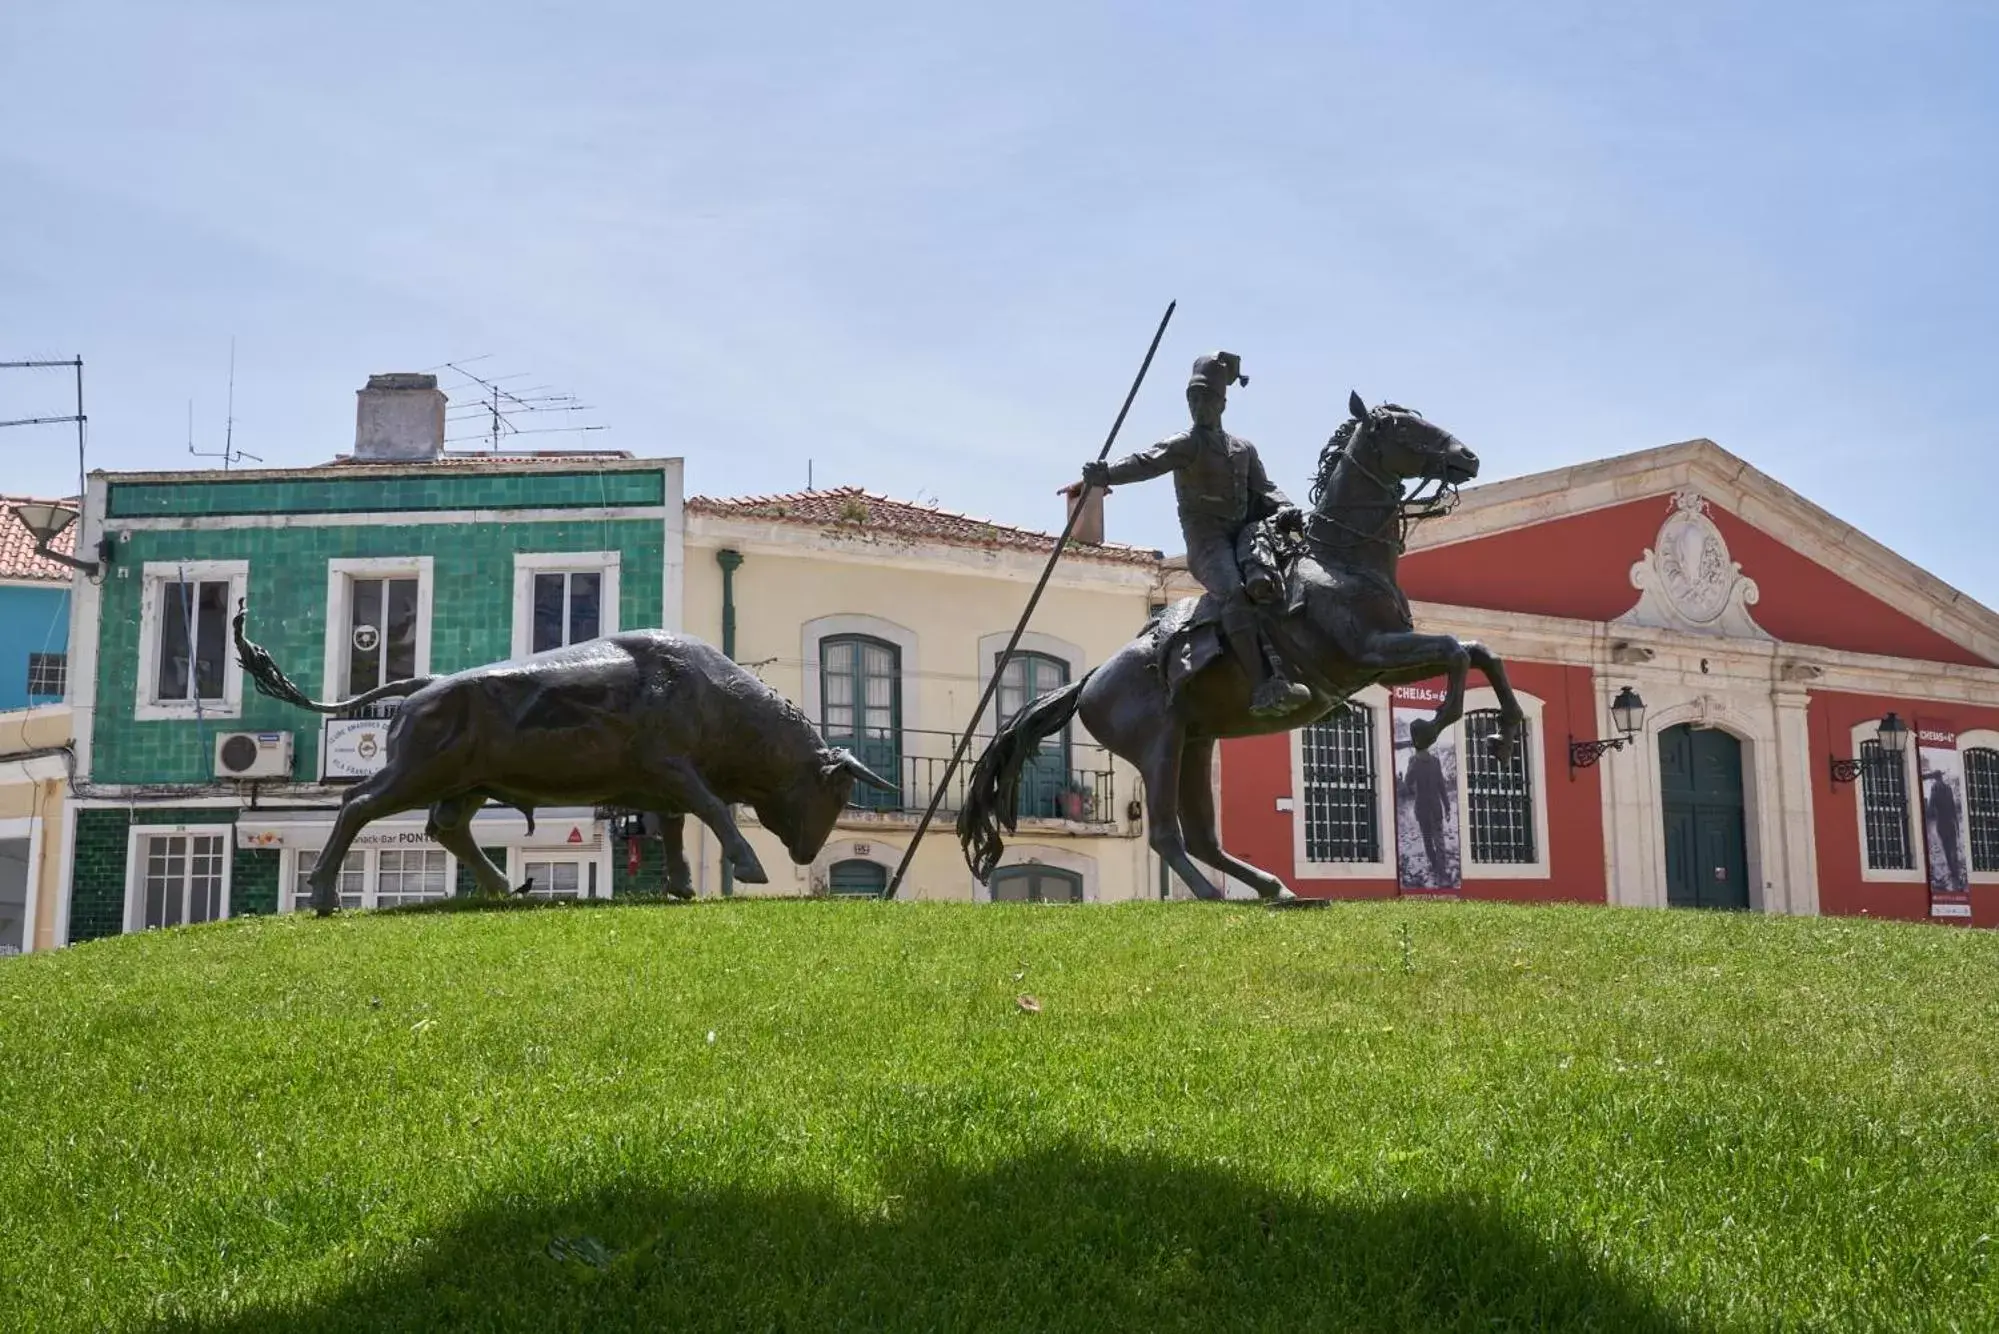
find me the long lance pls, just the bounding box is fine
[882,299,1177,900]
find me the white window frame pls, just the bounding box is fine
[280,844,458,913]
[1290,684,1394,879]
[134,560,249,721]
[1949,727,1999,886]
[508,846,613,900]
[0,815,43,955]
[1455,689,1552,880]
[511,551,622,660]
[1853,718,1925,883]
[324,557,435,700]
[123,823,235,932]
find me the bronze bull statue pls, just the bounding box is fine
[232,606,896,915]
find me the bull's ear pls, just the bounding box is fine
[1348,390,1369,419]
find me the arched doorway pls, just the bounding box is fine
[1658,723,1749,910]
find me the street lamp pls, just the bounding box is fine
[1569,686,1647,777]
[1829,712,1909,784]
[8,501,105,577]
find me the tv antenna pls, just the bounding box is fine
[432,356,608,453]
[188,339,262,470]
[0,356,88,502]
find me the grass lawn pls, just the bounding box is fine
[1,898,1995,1332]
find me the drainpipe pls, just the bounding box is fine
[717,548,744,897]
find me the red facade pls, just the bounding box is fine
[1214,446,1999,924]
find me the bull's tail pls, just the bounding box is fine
[233,602,436,716]
[957,672,1092,883]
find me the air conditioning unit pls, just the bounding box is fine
[215,731,293,780]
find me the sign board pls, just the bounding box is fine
[1916,719,1973,920]
[237,816,598,851]
[1390,686,1461,895]
[322,718,392,780]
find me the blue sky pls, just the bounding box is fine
[3,3,1994,603]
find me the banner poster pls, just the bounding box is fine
[1391,685,1462,894]
[1916,719,1973,919]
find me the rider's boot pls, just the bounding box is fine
[1226,603,1309,718]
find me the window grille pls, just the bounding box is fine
[1964,747,1999,874]
[1465,709,1535,863]
[1302,704,1379,863]
[1860,739,1914,871]
[26,652,64,698]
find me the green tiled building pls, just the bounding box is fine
[56,373,685,943]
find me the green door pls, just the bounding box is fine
[821,636,902,812]
[1658,724,1749,910]
[997,652,1071,819]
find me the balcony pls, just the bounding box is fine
[823,725,1123,830]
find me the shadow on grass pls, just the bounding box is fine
[178,1147,1691,1333]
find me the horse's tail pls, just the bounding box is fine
[232,602,436,716]
[957,672,1092,883]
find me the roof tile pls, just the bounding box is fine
[688,486,1162,566]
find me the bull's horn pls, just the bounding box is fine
[834,748,899,793]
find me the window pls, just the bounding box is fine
[997,651,1071,819]
[290,849,366,912]
[1301,703,1381,864]
[1860,739,1915,871]
[134,831,227,930]
[990,864,1083,903]
[511,553,621,659]
[821,635,902,812]
[346,575,420,693]
[375,849,450,908]
[136,561,247,719]
[325,558,432,704]
[1464,709,1535,864]
[521,857,597,900]
[1964,747,1999,874]
[827,859,887,896]
[287,847,449,912]
[26,652,64,700]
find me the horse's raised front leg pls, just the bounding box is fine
[1463,641,1527,764]
[1356,631,1469,752]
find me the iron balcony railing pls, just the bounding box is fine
[818,724,1119,823]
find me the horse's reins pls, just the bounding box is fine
[1303,414,1462,556]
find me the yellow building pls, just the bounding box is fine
[682,486,1169,902]
[1,704,70,954]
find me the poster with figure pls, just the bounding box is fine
[1392,686,1461,893]
[1917,719,1972,919]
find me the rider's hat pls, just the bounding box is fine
[1188,352,1248,395]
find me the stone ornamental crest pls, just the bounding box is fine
[1613,490,1771,640]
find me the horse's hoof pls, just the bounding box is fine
[1267,896,1329,911]
[1410,719,1439,751]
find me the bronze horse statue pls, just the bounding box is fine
[958,392,1525,904]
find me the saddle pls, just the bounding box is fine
[1143,521,1312,702]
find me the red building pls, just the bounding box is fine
[1215,439,1999,926]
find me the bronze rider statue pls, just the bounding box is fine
[1078,351,1312,718]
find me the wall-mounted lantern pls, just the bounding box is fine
[9,501,110,577]
[1830,712,1909,785]
[1569,686,1647,778]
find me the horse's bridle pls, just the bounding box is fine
[1304,413,1462,555]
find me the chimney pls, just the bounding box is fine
[1062,482,1106,545]
[354,373,446,462]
